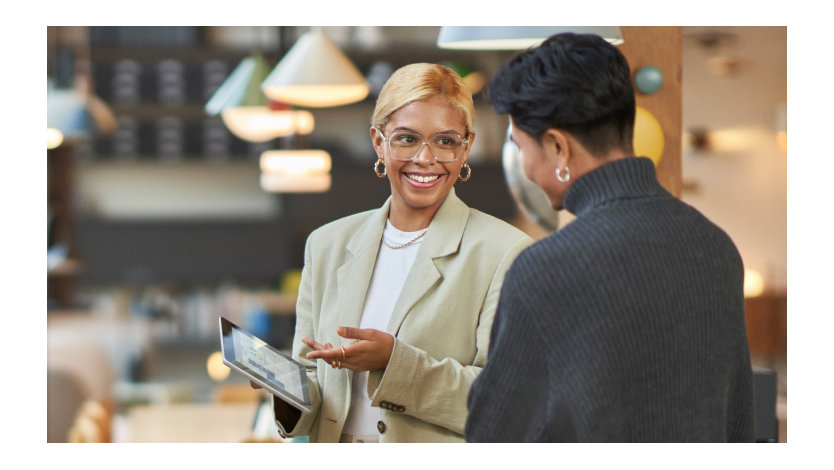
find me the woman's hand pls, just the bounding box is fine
[304,327,394,372]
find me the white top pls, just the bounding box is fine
[341,220,427,435]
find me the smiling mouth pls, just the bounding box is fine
[406,173,440,183]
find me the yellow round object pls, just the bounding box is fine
[207,351,231,382]
[633,106,664,166]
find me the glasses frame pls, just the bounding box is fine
[377,128,471,163]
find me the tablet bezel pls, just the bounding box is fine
[218,316,312,413]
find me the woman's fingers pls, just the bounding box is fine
[304,328,393,370]
[306,346,342,360]
[302,337,333,351]
[337,326,379,341]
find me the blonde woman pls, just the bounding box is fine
[256,63,532,442]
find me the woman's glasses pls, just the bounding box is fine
[378,129,469,162]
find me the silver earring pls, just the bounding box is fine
[555,166,571,183]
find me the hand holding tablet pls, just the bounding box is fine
[219,317,312,413]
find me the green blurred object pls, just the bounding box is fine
[635,65,664,94]
[205,51,272,114]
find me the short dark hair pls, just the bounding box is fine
[488,33,635,157]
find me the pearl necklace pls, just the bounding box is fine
[382,230,427,250]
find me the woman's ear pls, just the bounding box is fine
[543,128,572,167]
[370,126,384,158]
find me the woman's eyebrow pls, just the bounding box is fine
[392,127,462,135]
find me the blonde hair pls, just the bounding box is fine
[371,63,474,136]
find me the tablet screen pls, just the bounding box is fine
[219,317,311,412]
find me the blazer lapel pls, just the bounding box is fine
[336,199,390,331]
[386,188,470,336]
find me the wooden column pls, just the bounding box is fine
[619,26,683,198]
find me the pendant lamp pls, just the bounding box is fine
[47,81,117,149]
[205,51,315,142]
[259,149,332,193]
[47,35,116,149]
[47,86,91,149]
[261,29,369,108]
[437,26,623,50]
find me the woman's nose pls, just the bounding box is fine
[413,142,436,164]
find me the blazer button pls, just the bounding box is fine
[377,420,386,434]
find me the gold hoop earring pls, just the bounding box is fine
[458,162,472,182]
[374,158,386,178]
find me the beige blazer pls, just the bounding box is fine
[274,188,532,442]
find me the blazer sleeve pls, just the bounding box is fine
[365,235,531,435]
[272,233,323,438]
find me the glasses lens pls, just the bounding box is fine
[431,134,464,162]
[388,132,465,162]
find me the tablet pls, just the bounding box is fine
[219,316,312,413]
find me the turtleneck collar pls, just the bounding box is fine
[562,157,666,217]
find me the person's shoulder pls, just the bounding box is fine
[466,208,533,245]
[507,231,570,279]
[309,207,378,242]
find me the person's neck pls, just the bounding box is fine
[570,146,630,181]
[387,204,437,232]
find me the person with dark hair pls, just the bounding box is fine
[465,33,754,442]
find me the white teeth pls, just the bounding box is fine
[407,174,439,183]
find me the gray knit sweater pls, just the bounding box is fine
[465,157,754,442]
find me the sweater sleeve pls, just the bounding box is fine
[465,265,551,442]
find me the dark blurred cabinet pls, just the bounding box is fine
[48,145,81,308]
[745,292,787,360]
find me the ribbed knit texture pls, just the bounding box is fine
[466,157,754,442]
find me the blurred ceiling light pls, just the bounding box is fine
[706,56,748,77]
[47,128,64,149]
[219,106,315,142]
[777,131,787,154]
[205,52,315,142]
[744,268,765,298]
[260,149,332,193]
[261,172,332,193]
[47,85,117,149]
[262,29,369,108]
[260,149,331,174]
[706,127,774,154]
[206,351,230,382]
[436,26,623,50]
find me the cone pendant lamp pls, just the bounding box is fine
[205,51,314,142]
[262,29,369,108]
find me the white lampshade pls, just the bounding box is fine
[220,107,315,142]
[206,52,316,142]
[261,29,369,108]
[437,26,623,50]
[260,149,332,193]
[47,88,92,148]
[260,172,332,193]
[260,149,331,174]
